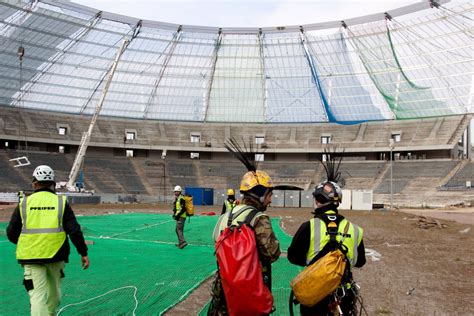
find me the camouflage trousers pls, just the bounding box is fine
[207,272,228,316]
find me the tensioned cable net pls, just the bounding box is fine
[0,0,472,123]
[0,213,300,315]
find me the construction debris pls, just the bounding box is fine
[414,216,448,229]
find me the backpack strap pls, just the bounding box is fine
[341,221,351,241]
[242,208,260,226]
[226,206,257,227]
[327,219,350,252]
[326,216,339,243]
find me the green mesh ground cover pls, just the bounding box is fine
[1,214,218,315]
[1,213,303,315]
[79,213,215,246]
[271,217,294,251]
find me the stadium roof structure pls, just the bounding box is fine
[0,0,472,124]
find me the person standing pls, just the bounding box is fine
[6,165,90,316]
[220,188,238,215]
[208,139,281,315]
[172,185,188,249]
[288,152,366,315]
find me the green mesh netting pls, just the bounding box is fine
[272,217,295,251]
[1,213,304,315]
[349,25,451,119]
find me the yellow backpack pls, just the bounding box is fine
[183,194,194,216]
[291,249,346,306]
[290,221,350,307]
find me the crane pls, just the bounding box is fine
[65,38,129,191]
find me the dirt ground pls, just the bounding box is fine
[1,203,473,315]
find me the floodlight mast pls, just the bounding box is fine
[65,38,129,191]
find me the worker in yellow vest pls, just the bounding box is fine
[288,152,366,315]
[6,165,89,316]
[172,185,187,249]
[220,188,239,215]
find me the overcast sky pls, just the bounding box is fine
[71,0,423,28]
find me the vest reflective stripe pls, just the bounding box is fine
[307,219,323,265]
[351,224,360,267]
[16,192,67,260]
[306,216,364,268]
[212,204,261,241]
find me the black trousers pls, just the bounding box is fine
[300,290,356,316]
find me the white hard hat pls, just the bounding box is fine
[32,165,55,182]
[174,185,182,192]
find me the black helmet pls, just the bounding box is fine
[313,181,343,205]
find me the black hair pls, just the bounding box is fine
[320,146,345,186]
[224,137,269,201]
[224,137,258,172]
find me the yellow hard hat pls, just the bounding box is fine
[239,170,273,192]
[227,189,235,196]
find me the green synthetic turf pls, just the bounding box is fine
[1,213,302,315]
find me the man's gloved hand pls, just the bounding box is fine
[172,214,177,220]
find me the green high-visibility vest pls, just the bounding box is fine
[16,191,67,260]
[307,211,363,268]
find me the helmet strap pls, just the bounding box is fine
[260,188,273,203]
[245,188,271,204]
[243,192,264,206]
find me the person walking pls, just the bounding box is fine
[6,165,90,316]
[172,185,188,249]
[220,188,238,215]
[288,152,366,315]
[208,139,281,315]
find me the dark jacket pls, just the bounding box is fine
[6,188,88,264]
[288,204,366,268]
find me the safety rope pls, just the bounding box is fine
[57,285,139,316]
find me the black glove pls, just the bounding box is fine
[172,214,177,220]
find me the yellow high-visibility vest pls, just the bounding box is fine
[212,204,262,241]
[16,191,66,260]
[307,212,363,268]
[174,195,186,218]
[223,200,236,213]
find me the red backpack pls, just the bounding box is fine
[215,206,273,316]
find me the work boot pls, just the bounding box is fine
[178,242,188,249]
